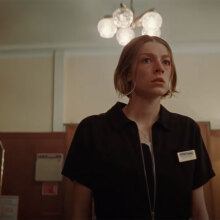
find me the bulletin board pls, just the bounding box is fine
[35,153,63,182]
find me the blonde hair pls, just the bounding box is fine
[114,35,177,97]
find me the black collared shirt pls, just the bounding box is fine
[62,102,215,220]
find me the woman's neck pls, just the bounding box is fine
[123,95,161,144]
[123,95,161,131]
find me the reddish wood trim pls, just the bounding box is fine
[63,124,78,220]
[197,122,211,149]
[197,122,214,219]
[211,130,220,136]
[197,121,211,125]
[0,132,65,139]
[65,124,78,152]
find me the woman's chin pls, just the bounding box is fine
[148,88,168,97]
[132,87,169,99]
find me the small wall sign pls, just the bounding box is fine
[35,153,63,181]
[0,195,19,220]
[42,183,58,196]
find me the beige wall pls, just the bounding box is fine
[0,50,220,132]
[64,52,220,129]
[162,52,220,129]
[0,0,219,132]
[0,55,53,132]
[63,54,124,124]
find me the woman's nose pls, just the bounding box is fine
[154,61,164,74]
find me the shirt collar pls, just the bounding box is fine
[105,102,131,129]
[105,102,173,131]
[156,105,172,130]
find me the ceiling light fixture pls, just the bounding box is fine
[97,1,163,46]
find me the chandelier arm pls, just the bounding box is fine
[133,8,155,27]
[120,3,126,8]
[130,0,133,11]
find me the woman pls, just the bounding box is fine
[62,35,215,220]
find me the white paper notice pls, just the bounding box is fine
[0,195,19,220]
[35,153,63,181]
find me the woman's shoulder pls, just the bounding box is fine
[170,111,197,124]
[77,102,124,130]
[77,112,107,131]
[161,106,199,130]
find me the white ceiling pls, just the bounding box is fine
[0,0,219,51]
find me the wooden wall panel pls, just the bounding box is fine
[210,132,220,219]
[63,124,78,220]
[197,122,220,220]
[198,122,211,151]
[0,132,66,220]
[197,122,215,220]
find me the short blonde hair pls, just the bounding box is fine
[114,35,177,97]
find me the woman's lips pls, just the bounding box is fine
[151,77,165,83]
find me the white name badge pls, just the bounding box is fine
[177,150,197,162]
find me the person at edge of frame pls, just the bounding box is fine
[62,35,215,220]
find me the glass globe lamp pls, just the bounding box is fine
[142,27,161,37]
[116,27,135,46]
[113,6,134,28]
[97,17,117,38]
[142,11,163,30]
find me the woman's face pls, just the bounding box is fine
[130,41,172,99]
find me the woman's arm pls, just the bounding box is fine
[192,186,209,220]
[72,181,93,220]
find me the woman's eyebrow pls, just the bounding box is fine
[162,54,171,59]
[139,53,154,56]
[139,53,171,58]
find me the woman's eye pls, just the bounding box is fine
[163,60,171,65]
[143,58,151,63]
